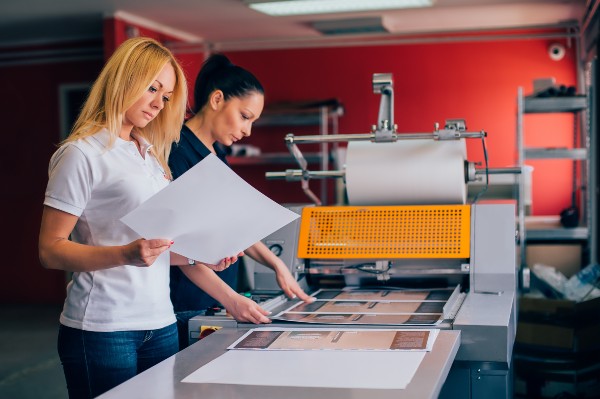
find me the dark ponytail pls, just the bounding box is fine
[192,53,264,114]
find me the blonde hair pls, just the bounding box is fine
[64,37,187,178]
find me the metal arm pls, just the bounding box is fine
[267,73,513,204]
[372,73,396,142]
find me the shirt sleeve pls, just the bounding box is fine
[168,143,191,181]
[43,143,93,217]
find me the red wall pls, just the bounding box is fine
[0,28,577,304]
[224,34,578,215]
[0,49,104,303]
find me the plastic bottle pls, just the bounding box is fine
[563,263,600,302]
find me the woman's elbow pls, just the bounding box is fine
[38,246,52,269]
[38,243,61,270]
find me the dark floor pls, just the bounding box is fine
[0,304,67,399]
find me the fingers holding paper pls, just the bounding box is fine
[201,252,245,272]
[124,238,172,267]
[227,295,272,324]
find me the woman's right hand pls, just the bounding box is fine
[225,294,271,324]
[123,238,173,267]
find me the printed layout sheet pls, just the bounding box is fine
[182,327,439,389]
[271,288,455,326]
[228,327,439,351]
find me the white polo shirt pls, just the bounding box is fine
[44,129,176,332]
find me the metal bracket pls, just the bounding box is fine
[434,119,466,140]
[372,73,397,143]
[374,260,391,281]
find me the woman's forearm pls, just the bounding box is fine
[39,206,171,272]
[244,241,286,272]
[178,265,238,307]
[39,238,127,272]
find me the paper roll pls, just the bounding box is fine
[345,139,467,205]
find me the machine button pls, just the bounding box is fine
[269,244,283,257]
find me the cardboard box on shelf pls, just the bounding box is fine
[517,295,600,351]
[525,215,561,229]
[526,244,582,278]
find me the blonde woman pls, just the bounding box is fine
[38,37,244,398]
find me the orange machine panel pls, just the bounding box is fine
[298,205,470,259]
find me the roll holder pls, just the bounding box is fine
[266,73,520,205]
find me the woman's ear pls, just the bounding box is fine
[209,90,224,111]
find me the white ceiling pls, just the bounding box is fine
[0,0,587,50]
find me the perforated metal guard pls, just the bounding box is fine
[298,205,470,259]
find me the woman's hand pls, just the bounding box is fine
[122,238,172,267]
[179,263,269,324]
[39,206,170,272]
[224,294,271,324]
[243,242,314,303]
[200,252,244,272]
[275,266,315,303]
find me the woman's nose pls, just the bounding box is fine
[151,96,163,109]
[243,124,252,137]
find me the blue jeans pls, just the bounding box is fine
[57,323,178,399]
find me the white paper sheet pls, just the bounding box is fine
[181,350,426,389]
[121,154,299,264]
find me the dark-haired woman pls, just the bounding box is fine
[168,54,313,349]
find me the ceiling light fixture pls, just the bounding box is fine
[312,17,390,35]
[245,0,434,16]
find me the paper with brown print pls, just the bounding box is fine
[312,288,453,302]
[271,312,443,325]
[228,327,437,351]
[286,299,444,314]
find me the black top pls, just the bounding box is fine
[168,125,238,312]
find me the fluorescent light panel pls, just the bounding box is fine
[247,0,434,16]
[312,17,389,35]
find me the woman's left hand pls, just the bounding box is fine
[200,252,244,272]
[275,266,315,303]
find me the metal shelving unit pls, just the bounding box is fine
[230,100,344,205]
[516,88,591,269]
[523,96,587,113]
[524,147,587,160]
[228,152,323,166]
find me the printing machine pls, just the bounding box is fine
[186,74,519,399]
